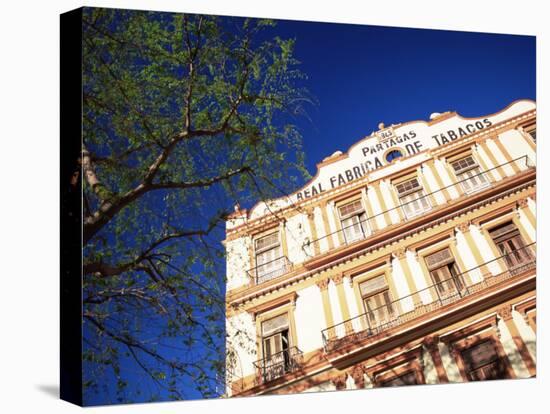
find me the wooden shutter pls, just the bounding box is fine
[489,222,532,267]
[359,275,387,296]
[425,248,454,270]
[360,276,394,326]
[425,249,463,297]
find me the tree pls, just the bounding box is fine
[80,8,311,404]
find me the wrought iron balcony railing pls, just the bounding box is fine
[253,346,303,384]
[321,243,536,353]
[247,255,292,285]
[310,156,534,250]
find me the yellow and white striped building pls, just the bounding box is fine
[224,99,536,396]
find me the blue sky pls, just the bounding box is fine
[82,11,535,405]
[272,20,535,176]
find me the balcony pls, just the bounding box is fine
[253,346,303,384]
[309,156,534,251]
[321,243,536,353]
[247,255,292,285]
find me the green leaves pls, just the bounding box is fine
[81,7,312,404]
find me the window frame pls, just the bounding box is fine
[487,221,534,271]
[359,274,396,330]
[350,264,401,331]
[394,176,432,219]
[336,197,370,244]
[460,338,507,382]
[523,123,536,144]
[254,304,300,382]
[423,247,467,300]
[450,154,490,195]
[253,230,285,282]
[440,314,515,382]
[514,297,536,333]
[261,313,291,366]
[363,347,425,388]
[414,235,470,303]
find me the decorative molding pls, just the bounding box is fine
[517,198,529,209]
[316,278,330,291]
[228,175,535,308]
[393,247,407,260]
[440,313,499,344]
[332,273,344,285]
[422,334,441,352]
[349,365,366,388]
[513,296,536,325]
[225,107,535,240]
[497,304,513,321]
[331,373,348,390]
[456,221,471,233]
[247,292,298,317]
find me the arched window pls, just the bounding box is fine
[386,149,403,163]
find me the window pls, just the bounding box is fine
[359,275,395,329]
[379,370,419,387]
[337,199,369,243]
[260,314,293,382]
[526,127,536,143]
[451,155,489,194]
[424,248,466,300]
[461,340,507,381]
[254,232,285,283]
[489,222,533,270]
[386,149,403,163]
[395,177,431,219]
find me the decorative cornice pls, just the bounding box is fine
[225,105,536,238]
[246,292,297,317]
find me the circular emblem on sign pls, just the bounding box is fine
[385,149,403,163]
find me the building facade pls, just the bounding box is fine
[224,99,536,396]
